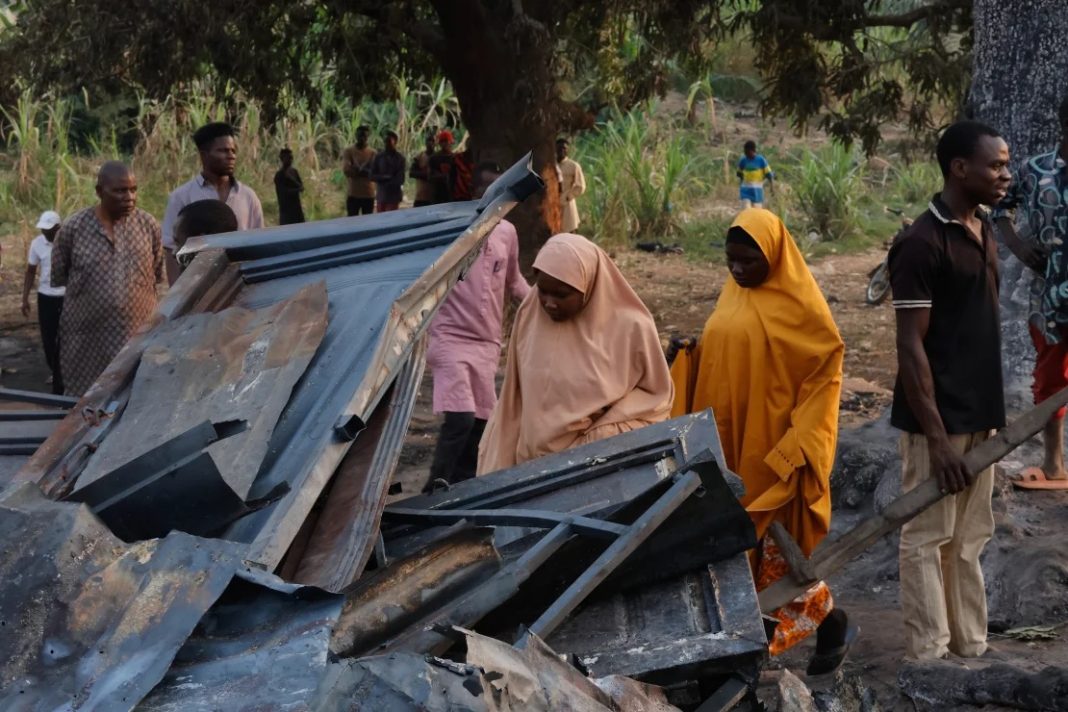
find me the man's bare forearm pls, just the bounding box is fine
[898,338,949,445]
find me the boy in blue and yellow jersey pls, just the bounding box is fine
[737,140,775,208]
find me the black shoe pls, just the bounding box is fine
[421,477,450,495]
[807,610,860,676]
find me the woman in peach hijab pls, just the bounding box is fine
[478,233,673,473]
[671,208,855,675]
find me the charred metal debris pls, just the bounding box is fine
[0,156,767,711]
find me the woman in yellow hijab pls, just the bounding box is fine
[671,208,855,674]
[479,233,673,473]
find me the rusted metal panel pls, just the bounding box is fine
[0,159,572,711]
[376,417,762,685]
[11,158,541,586]
[380,520,574,657]
[292,335,428,592]
[14,248,232,495]
[73,282,328,500]
[0,484,240,711]
[330,526,501,658]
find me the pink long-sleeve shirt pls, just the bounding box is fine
[427,220,530,418]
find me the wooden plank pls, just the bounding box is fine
[767,522,817,585]
[330,526,501,657]
[759,386,1068,612]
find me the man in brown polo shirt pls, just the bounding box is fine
[342,125,376,216]
[889,120,1011,660]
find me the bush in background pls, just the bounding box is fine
[788,143,863,242]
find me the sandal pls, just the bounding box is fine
[806,624,859,676]
[1010,466,1068,490]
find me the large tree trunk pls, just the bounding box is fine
[970,0,1068,404]
[432,1,592,268]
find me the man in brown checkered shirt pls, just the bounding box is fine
[51,161,163,397]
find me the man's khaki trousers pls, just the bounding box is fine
[898,431,995,660]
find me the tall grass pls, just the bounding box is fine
[0,79,467,264]
[2,77,939,272]
[788,143,863,241]
[575,107,711,246]
[892,161,941,205]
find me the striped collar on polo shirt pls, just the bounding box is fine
[928,195,990,225]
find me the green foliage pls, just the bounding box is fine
[0,0,974,165]
[892,160,941,204]
[729,0,973,154]
[0,81,466,263]
[787,143,863,241]
[0,87,83,217]
[574,107,710,245]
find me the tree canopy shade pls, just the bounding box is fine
[0,0,973,249]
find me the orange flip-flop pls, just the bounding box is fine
[1011,466,1068,490]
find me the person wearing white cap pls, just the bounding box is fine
[21,210,65,394]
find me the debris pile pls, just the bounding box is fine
[0,157,769,711]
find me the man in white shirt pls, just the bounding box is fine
[161,121,264,284]
[21,210,65,394]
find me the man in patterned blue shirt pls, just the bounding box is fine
[996,96,1068,489]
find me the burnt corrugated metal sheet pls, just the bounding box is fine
[16,156,543,582]
[191,159,541,572]
[137,571,344,712]
[547,554,767,684]
[289,335,431,592]
[0,156,756,710]
[314,627,682,711]
[383,410,738,556]
[0,483,240,711]
[73,282,328,500]
[219,234,489,565]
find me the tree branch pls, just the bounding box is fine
[866,0,970,27]
[764,0,969,40]
[344,1,447,59]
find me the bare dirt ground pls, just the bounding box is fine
[2,244,1065,710]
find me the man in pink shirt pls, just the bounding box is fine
[426,164,530,489]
